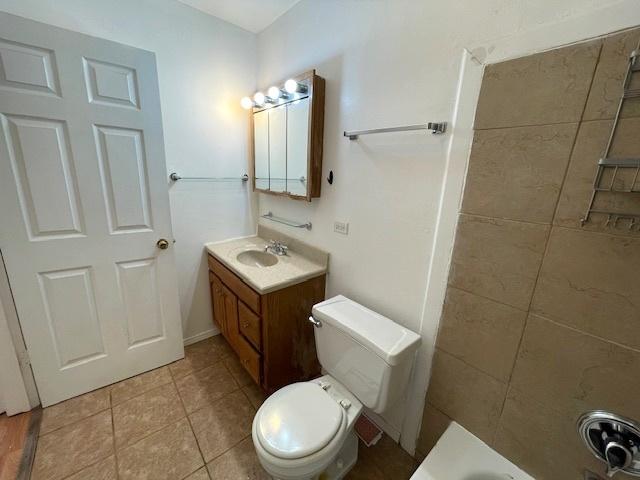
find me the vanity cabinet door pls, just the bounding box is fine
[221,283,240,353]
[210,274,227,337]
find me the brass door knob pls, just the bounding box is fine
[156,238,170,250]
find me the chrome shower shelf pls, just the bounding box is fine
[581,45,640,230]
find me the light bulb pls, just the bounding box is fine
[240,96,254,110]
[284,79,298,94]
[253,92,266,106]
[267,86,281,100]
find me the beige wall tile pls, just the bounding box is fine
[40,387,110,436]
[494,389,607,480]
[449,214,549,310]
[554,118,640,234]
[415,402,451,458]
[113,383,185,450]
[117,418,203,480]
[475,40,600,129]
[462,124,578,223]
[583,27,640,121]
[511,314,640,421]
[436,288,526,381]
[32,411,113,480]
[189,390,254,462]
[532,227,640,349]
[426,349,507,444]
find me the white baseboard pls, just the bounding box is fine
[183,328,218,346]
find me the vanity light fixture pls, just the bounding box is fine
[240,96,255,110]
[284,78,308,94]
[267,86,283,100]
[253,91,266,106]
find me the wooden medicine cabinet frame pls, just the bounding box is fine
[250,69,325,202]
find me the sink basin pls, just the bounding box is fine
[236,250,279,268]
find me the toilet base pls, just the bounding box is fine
[317,430,358,480]
[265,430,359,480]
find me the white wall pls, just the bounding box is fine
[256,0,640,450]
[0,0,258,341]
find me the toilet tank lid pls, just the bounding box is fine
[312,295,421,366]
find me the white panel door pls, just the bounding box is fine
[0,13,183,406]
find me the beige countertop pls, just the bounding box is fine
[205,225,328,294]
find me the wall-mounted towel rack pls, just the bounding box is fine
[169,172,249,182]
[261,211,312,230]
[581,44,640,231]
[344,121,446,140]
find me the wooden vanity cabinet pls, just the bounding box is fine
[208,254,324,393]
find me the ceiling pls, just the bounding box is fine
[177,0,302,33]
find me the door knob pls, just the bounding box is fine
[156,238,170,250]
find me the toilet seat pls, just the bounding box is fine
[252,378,360,479]
[255,382,346,459]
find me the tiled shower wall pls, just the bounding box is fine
[416,27,640,480]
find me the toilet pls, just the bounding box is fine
[252,295,421,480]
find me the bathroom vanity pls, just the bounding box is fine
[206,226,328,393]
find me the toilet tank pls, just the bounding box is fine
[311,295,421,413]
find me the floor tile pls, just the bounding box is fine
[64,455,117,480]
[206,437,269,480]
[358,436,418,480]
[40,388,110,435]
[175,362,238,413]
[184,467,210,480]
[110,366,172,406]
[189,389,255,462]
[169,336,231,380]
[242,384,267,410]
[117,418,203,480]
[113,382,185,449]
[224,354,254,388]
[31,411,113,480]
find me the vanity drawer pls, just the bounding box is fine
[238,301,261,350]
[208,254,261,314]
[236,334,261,385]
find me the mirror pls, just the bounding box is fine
[250,70,324,201]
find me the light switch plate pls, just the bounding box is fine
[334,221,349,235]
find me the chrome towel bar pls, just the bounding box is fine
[169,172,249,182]
[261,211,312,230]
[344,122,446,140]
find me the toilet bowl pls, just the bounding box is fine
[252,376,362,479]
[252,295,421,480]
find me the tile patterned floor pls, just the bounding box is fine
[31,336,418,480]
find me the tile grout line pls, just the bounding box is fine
[169,352,209,477]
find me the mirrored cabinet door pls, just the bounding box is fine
[250,70,324,201]
[286,98,310,197]
[268,104,287,193]
[254,110,269,191]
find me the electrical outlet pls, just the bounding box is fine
[334,221,349,235]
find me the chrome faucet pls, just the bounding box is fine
[265,240,288,256]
